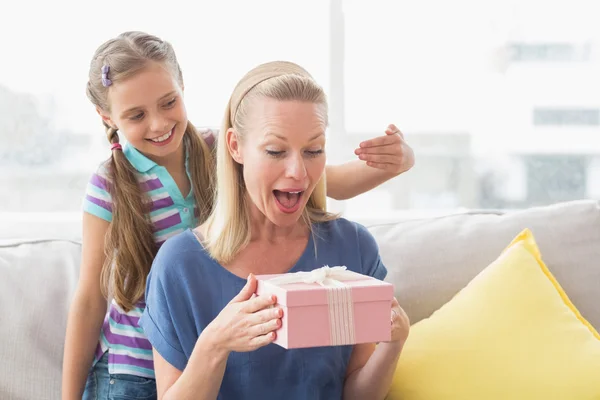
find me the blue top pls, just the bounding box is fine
[139,218,387,400]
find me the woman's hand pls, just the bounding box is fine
[204,274,282,354]
[389,297,410,345]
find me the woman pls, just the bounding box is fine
[139,61,410,400]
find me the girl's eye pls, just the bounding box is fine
[130,112,144,121]
[164,98,177,108]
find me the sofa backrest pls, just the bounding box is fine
[370,200,600,331]
[0,239,81,400]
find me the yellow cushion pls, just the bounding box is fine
[387,229,600,400]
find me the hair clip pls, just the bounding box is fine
[101,65,112,87]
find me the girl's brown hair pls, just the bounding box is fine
[86,31,214,311]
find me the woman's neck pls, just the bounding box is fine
[247,201,308,244]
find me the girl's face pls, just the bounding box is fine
[99,62,187,163]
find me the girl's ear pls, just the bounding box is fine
[96,107,118,130]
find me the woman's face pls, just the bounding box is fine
[228,98,327,227]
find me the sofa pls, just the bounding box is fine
[1,200,598,399]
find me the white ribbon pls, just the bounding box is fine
[267,266,357,346]
[267,265,357,287]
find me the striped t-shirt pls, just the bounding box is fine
[83,135,212,378]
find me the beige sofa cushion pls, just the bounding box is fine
[369,200,600,331]
[0,240,81,400]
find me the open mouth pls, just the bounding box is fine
[273,189,304,213]
[146,127,174,145]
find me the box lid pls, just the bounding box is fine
[255,270,393,307]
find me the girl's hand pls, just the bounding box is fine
[355,124,415,175]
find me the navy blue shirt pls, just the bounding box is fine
[139,218,387,400]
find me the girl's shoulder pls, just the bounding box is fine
[88,159,114,188]
[197,126,218,149]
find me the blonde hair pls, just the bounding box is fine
[205,61,337,264]
[86,31,214,311]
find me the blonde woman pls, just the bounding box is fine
[140,61,410,400]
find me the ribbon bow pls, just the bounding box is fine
[267,265,356,288]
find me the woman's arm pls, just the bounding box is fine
[151,274,281,400]
[154,332,229,400]
[343,298,410,400]
[325,125,414,200]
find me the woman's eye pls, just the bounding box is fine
[266,150,285,158]
[306,149,324,157]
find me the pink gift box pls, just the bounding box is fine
[255,267,394,349]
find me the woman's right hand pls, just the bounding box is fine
[204,273,282,354]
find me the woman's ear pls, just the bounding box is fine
[96,107,118,130]
[227,128,243,164]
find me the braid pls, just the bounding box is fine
[100,126,157,312]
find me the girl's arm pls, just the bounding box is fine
[199,125,414,201]
[61,212,110,400]
[326,124,414,200]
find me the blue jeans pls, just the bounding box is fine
[83,353,157,400]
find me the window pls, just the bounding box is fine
[1,0,329,239]
[533,108,600,126]
[509,43,591,62]
[524,155,588,205]
[334,0,600,220]
[2,0,599,239]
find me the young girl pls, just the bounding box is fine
[62,31,414,400]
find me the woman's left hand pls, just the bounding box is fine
[354,124,415,175]
[389,297,410,344]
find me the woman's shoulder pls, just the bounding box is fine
[312,218,385,279]
[151,229,213,278]
[313,218,380,258]
[314,217,371,240]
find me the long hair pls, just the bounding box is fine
[204,61,337,265]
[86,31,214,311]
